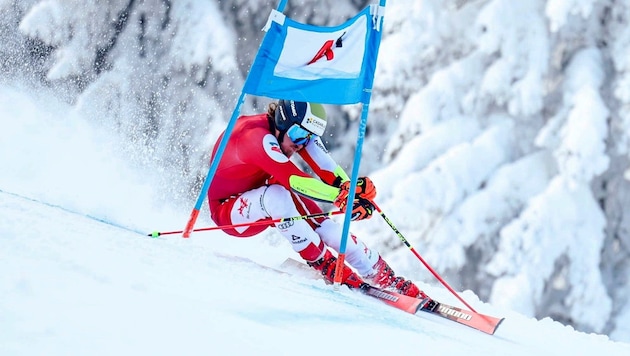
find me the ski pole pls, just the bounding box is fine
[372,202,479,314]
[148,210,343,237]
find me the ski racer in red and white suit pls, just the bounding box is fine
[207,100,425,297]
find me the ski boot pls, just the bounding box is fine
[367,256,430,299]
[307,249,366,290]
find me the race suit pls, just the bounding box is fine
[207,113,378,275]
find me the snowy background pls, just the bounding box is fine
[2,0,630,345]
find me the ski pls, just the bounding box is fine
[360,284,427,314]
[420,299,504,335]
[279,257,504,335]
[227,256,504,334]
[359,284,503,335]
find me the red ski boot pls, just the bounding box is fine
[367,256,429,299]
[307,249,366,289]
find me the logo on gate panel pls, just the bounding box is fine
[307,32,346,65]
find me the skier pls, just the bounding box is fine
[207,99,427,298]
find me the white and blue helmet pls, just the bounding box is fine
[275,100,327,137]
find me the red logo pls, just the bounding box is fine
[237,197,249,216]
[307,32,346,65]
[270,142,282,153]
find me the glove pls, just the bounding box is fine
[333,183,375,220]
[355,177,376,200]
[350,198,374,221]
[334,177,377,212]
[334,184,350,212]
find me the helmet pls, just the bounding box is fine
[275,100,327,136]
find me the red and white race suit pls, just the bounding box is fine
[207,113,379,275]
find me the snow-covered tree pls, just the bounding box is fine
[357,0,626,339]
[14,0,242,203]
[490,46,612,333]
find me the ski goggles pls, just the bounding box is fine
[286,124,314,146]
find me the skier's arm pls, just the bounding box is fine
[293,136,376,220]
[299,136,349,186]
[298,137,376,201]
[242,133,343,203]
[288,175,341,203]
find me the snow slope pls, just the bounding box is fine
[2,190,630,356]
